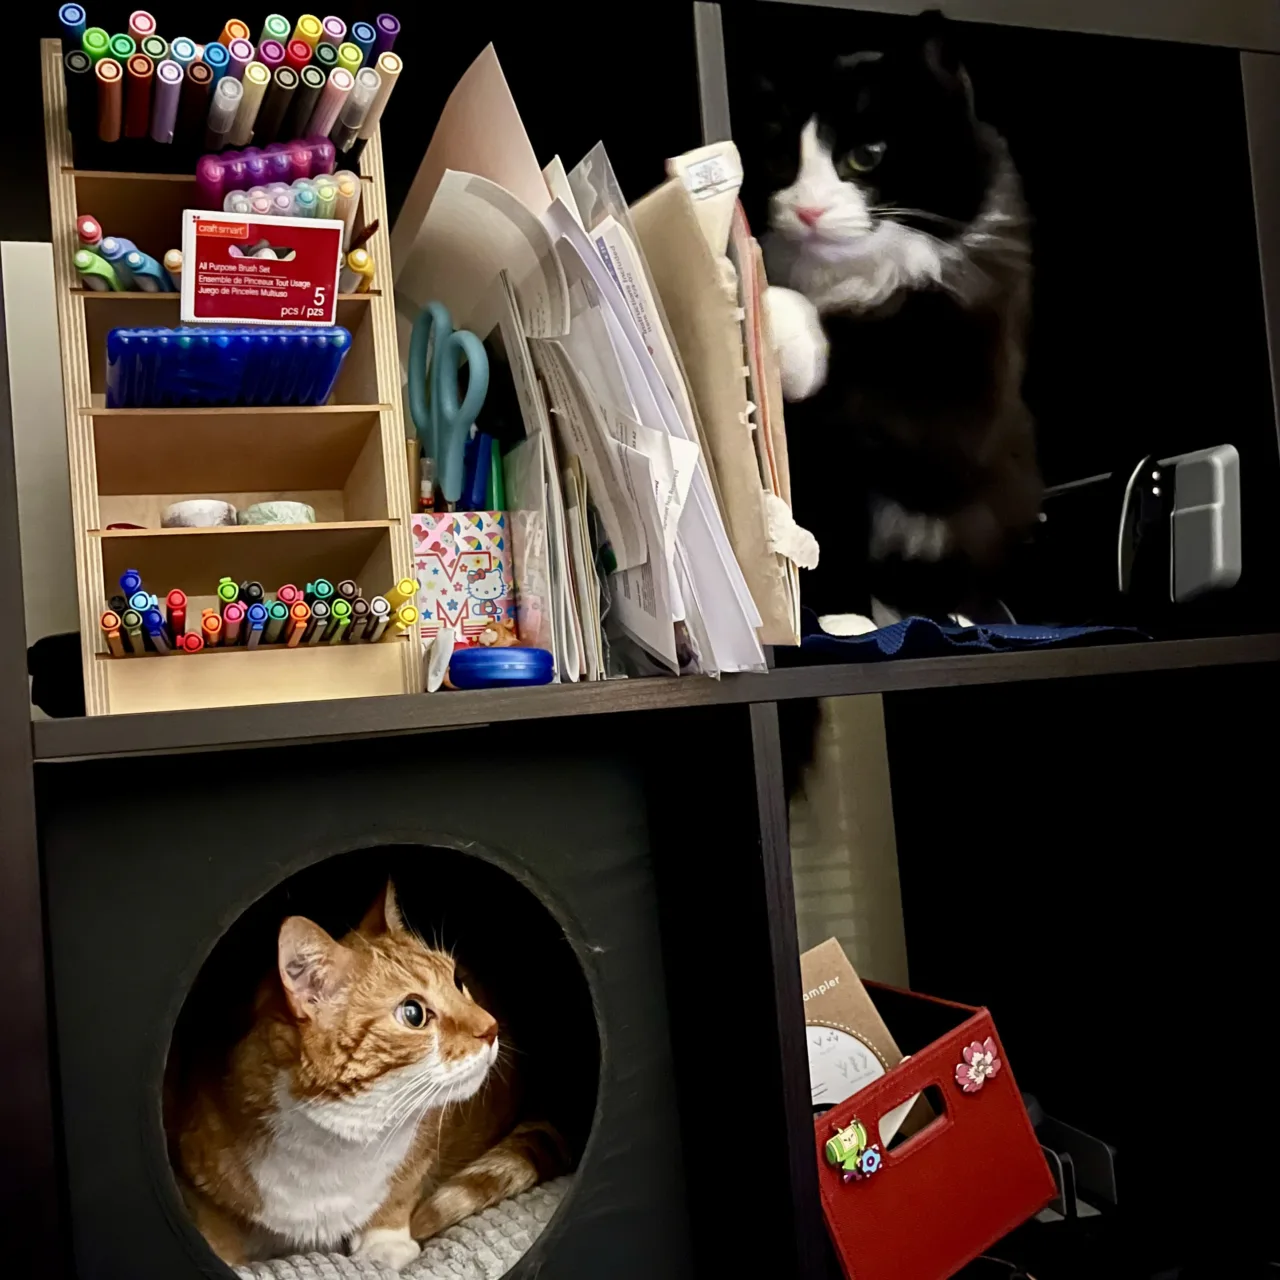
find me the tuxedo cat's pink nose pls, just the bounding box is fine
[796,206,827,227]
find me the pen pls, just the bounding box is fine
[374,14,400,56]
[350,21,376,67]
[100,610,126,657]
[305,599,330,644]
[123,53,152,139]
[257,66,298,144]
[322,16,347,46]
[141,34,167,65]
[261,14,291,45]
[348,596,370,641]
[489,437,506,509]
[339,248,374,294]
[276,583,301,608]
[230,61,269,146]
[168,37,197,70]
[336,42,362,78]
[122,608,144,652]
[163,249,182,288]
[326,597,352,641]
[201,608,223,647]
[335,578,360,602]
[305,577,334,606]
[59,4,87,43]
[217,577,240,611]
[120,568,143,595]
[129,589,155,615]
[330,65,378,154]
[151,58,182,143]
[96,57,123,143]
[108,34,136,65]
[246,602,269,647]
[265,600,289,642]
[128,11,156,43]
[311,41,339,75]
[205,76,242,150]
[358,51,401,144]
[366,594,391,642]
[143,607,172,652]
[178,632,205,653]
[82,27,110,63]
[239,580,265,607]
[284,64,325,138]
[286,601,310,646]
[166,588,186,636]
[74,249,121,291]
[223,600,245,645]
[385,577,417,609]
[292,14,323,50]
[384,603,418,640]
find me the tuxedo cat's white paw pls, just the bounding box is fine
[353,1227,421,1271]
[765,285,828,401]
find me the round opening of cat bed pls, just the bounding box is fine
[163,844,600,1279]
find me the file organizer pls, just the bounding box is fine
[41,38,418,715]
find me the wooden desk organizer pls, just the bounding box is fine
[41,38,418,715]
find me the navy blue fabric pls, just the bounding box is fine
[798,612,1145,661]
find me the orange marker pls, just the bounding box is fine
[100,609,126,656]
[201,608,223,648]
[286,601,310,647]
[219,18,250,45]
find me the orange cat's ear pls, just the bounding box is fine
[278,917,352,1020]
[357,878,406,937]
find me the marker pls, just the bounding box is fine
[123,249,170,291]
[201,608,223,647]
[205,75,242,149]
[128,11,155,43]
[166,588,187,635]
[276,584,301,607]
[195,153,226,206]
[330,65,378,153]
[332,578,359,602]
[163,249,182,288]
[100,236,136,285]
[358,51,400,143]
[305,599,330,644]
[150,58,183,144]
[217,576,240,610]
[63,49,96,145]
[258,39,287,74]
[122,608,144,651]
[304,577,334,605]
[366,594,391,641]
[347,596,370,641]
[257,65,297,144]
[307,66,352,139]
[128,589,152,614]
[261,14,291,45]
[385,603,418,640]
[120,569,143,596]
[292,14,323,50]
[332,169,360,248]
[284,64,325,138]
[82,27,109,63]
[229,61,269,146]
[227,37,254,81]
[143,607,172,652]
[95,57,123,142]
[178,632,205,653]
[246,602,269,647]
[322,16,346,46]
[169,37,197,70]
[385,577,417,609]
[200,39,229,82]
[286,601,310,646]
[108,33,135,64]
[340,247,374,294]
[239,580,265,607]
[284,38,312,72]
[265,600,289,643]
[140,34,167,63]
[327,597,352,641]
[108,594,128,616]
[176,61,212,146]
[219,19,250,46]
[74,249,121,291]
[100,610,126,657]
[223,600,246,645]
[311,40,338,74]
[351,21,376,67]
[76,213,103,251]
[374,14,400,56]
[336,41,362,77]
[60,4,87,44]
[314,174,338,219]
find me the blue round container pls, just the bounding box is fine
[449,647,555,690]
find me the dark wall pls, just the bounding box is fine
[9,3,703,241]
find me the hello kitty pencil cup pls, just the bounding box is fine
[410,510,516,649]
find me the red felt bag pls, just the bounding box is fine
[815,985,1055,1280]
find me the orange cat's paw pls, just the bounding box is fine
[352,1227,420,1272]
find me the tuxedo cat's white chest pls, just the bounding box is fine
[250,1070,424,1248]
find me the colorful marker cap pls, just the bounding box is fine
[262,14,291,44]
[201,40,230,78]
[179,632,205,652]
[268,601,289,621]
[60,4,87,41]
[312,41,338,71]
[293,14,323,49]
[217,576,239,603]
[258,39,286,69]
[330,598,352,620]
[169,37,197,67]
[108,33,136,62]
[82,27,110,61]
[285,39,313,71]
[374,13,400,55]
[351,21,376,65]
[77,214,102,246]
[140,34,167,61]
[336,41,362,76]
[219,19,250,45]
[322,15,346,45]
[128,11,156,41]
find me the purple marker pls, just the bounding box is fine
[304,135,335,176]
[228,37,253,80]
[285,139,311,183]
[373,13,399,56]
[242,147,269,185]
[258,38,286,71]
[263,142,292,182]
[321,16,346,46]
[196,154,226,207]
[150,58,183,143]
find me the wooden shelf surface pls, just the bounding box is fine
[32,632,1280,761]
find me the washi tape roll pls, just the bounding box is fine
[161,499,238,527]
[237,501,316,525]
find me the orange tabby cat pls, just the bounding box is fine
[170,881,568,1271]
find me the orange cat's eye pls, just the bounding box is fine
[395,998,431,1029]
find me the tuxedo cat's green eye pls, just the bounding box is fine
[841,142,886,175]
[396,998,431,1029]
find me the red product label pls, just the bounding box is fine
[181,211,344,326]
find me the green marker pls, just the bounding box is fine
[82,27,110,62]
[260,13,290,44]
[108,33,135,62]
[141,34,167,63]
[73,249,121,292]
[305,577,333,605]
[487,438,505,510]
[121,608,144,653]
[217,577,239,609]
[265,601,289,643]
[327,597,351,642]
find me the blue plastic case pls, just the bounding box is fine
[449,647,555,689]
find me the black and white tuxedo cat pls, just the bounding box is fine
[758,20,1042,630]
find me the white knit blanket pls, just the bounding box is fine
[234,1178,570,1280]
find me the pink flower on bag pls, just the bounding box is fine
[955,1036,1003,1093]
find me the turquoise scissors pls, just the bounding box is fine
[408,301,490,507]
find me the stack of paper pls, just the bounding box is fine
[393,46,813,680]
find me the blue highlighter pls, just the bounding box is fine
[99,236,138,288]
[122,250,173,292]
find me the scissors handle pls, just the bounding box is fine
[433,327,488,505]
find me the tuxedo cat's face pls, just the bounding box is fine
[766,38,990,255]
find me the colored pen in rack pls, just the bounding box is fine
[59,3,87,43]
[96,56,123,143]
[305,599,331,644]
[100,610,126,657]
[286,602,310,646]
